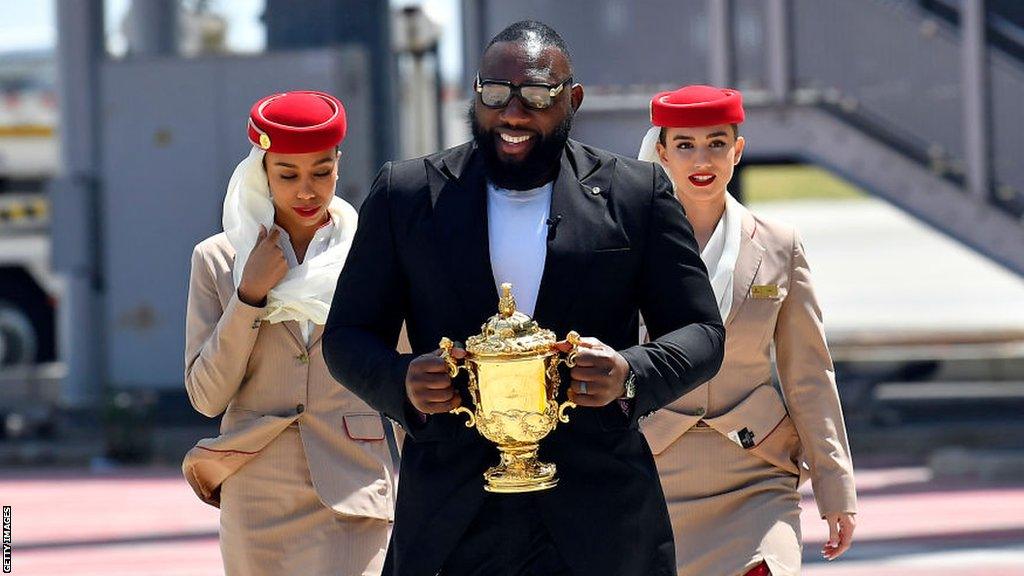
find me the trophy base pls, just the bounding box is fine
[483,444,559,493]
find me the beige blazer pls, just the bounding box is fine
[181,233,397,521]
[642,209,857,517]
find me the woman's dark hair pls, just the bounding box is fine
[260,145,341,171]
[658,124,739,146]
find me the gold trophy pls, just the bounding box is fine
[439,283,580,493]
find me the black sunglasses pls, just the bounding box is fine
[474,74,573,110]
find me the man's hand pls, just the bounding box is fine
[555,337,630,407]
[822,513,856,560]
[405,347,466,414]
[238,225,288,306]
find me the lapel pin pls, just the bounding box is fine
[751,284,780,299]
[738,427,756,448]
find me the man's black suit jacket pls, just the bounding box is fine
[324,139,725,576]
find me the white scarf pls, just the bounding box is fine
[638,126,743,321]
[223,146,358,325]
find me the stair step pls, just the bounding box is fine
[875,381,1024,401]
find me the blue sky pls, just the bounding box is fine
[0,1,55,52]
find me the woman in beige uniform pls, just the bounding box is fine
[638,85,857,576]
[181,90,397,575]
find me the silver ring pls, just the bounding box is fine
[579,381,588,395]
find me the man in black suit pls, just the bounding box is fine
[324,20,724,576]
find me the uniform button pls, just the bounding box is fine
[694,407,705,416]
[296,352,309,364]
[377,485,388,495]
[296,403,305,414]
[591,186,601,195]
[251,319,261,329]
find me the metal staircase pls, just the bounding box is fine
[467,0,1024,275]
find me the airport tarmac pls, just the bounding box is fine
[3,463,1022,575]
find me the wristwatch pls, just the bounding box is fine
[619,368,637,400]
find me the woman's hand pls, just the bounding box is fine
[822,512,856,560]
[238,225,288,306]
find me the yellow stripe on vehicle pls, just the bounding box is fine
[0,198,51,224]
[0,125,55,138]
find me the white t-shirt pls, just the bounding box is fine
[487,181,553,317]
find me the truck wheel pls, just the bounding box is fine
[0,301,37,368]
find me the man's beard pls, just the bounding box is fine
[469,106,573,190]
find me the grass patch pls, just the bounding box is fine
[740,165,866,203]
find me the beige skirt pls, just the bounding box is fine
[219,425,390,576]
[655,425,802,576]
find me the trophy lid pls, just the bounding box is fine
[465,283,557,357]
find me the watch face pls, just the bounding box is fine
[624,371,637,399]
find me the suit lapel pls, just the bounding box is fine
[282,320,305,348]
[725,208,765,327]
[533,141,628,328]
[429,144,500,325]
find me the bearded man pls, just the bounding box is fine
[324,20,724,576]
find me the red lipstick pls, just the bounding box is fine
[293,206,321,218]
[688,173,716,187]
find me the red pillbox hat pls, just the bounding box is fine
[650,85,745,128]
[247,90,347,153]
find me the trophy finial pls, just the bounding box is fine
[498,283,516,318]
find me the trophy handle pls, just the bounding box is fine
[450,406,476,428]
[440,337,477,428]
[550,330,582,423]
[557,400,576,423]
[439,337,464,377]
[561,331,581,368]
